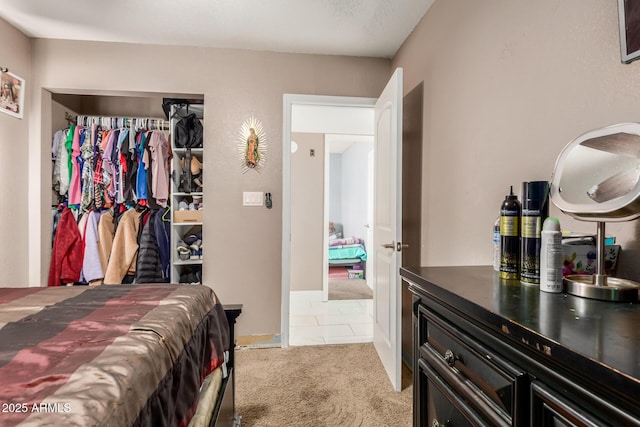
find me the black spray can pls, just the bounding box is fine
[499,186,521,280]
[520,181,550,285]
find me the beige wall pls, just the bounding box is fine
[393,0,640,280]
[24,39,390,336]
[290,133,325,291]
[0,18,29,286]
[15,0,640,337]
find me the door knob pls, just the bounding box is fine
[381,242,409,251]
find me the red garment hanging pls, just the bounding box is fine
[48,208,83,286]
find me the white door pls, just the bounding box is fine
[373,68,403,391]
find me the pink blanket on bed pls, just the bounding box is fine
[0,284,229,427]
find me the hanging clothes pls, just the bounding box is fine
[144,137,161,210]
[52,128,71,198]
[135,131,149,201]
[115,129,130,204]
[80,125,95,212]
[154,207,171,281]
[148,131,170,207]
[48,208,83,287]
[51,117,172,285]
[51,203,65,247]
[124,133,138,205]
[103,207,146,284]
[93,128,108,209]
[68,126,83,207]
[101,129,117,207]
[82,210,107,284]
[65,126,75,195]
[136,210,165,283]
[97,209,115,274]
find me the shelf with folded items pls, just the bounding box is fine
[169,103,204,284]
[172,193,203,208]
[173,151,203,194]
[174,264,202,285]
[172,223,203,277]
[172,192,203,223]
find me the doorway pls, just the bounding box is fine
[325,135,374,299]
[290,136,374,346]
[283,69,409,390]
[282,95,376,348]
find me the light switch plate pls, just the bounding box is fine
[243,191,264,206]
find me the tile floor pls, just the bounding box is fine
[289,290,373,346]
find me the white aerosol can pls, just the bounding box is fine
[540,217,563,293]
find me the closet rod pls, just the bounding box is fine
[74,114,170,131]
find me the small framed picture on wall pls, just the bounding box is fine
[0,69,25,119]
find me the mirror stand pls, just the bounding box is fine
[564,221,639,302]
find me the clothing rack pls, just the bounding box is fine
[74,114,170,131]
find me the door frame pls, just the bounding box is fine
[282,94,376,348]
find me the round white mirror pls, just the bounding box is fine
[550,123,640,221]
[550,123,640,301]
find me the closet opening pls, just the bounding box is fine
[45,90,204,287]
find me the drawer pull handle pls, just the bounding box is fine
[444,349,456,367]
[431,419,446,427]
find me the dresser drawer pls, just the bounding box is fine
[419,304,527,425]
[420,358,493,426]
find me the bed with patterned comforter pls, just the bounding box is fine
[0,284,231,427]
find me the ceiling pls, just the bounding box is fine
[292,104,373,154]
[0,0,433,59]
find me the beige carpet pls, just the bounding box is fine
[235,343,412,427]
[328,279,373,300]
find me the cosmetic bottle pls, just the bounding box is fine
[540,217,563,293]
[520,181,550,285]
[499,186,521,280]
[493,217,500,272]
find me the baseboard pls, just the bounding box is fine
[236,334,281,348]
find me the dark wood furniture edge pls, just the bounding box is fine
[210,304,242,427]
[400,266,640,424]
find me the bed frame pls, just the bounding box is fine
[212,304,242,427]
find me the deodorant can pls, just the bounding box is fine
[540,217,563,293]
[520,181,549,285]
[499,187,521,280]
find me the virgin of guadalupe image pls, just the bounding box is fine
[238,116,267,173]
[245,127,260,168]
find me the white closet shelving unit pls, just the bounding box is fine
[170,104,204,284]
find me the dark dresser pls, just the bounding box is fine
[400,265,640,427]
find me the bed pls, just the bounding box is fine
[328,222,367,277]
[0,284,241,427]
